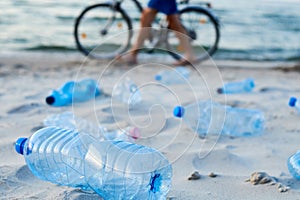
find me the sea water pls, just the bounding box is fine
[0,0,299,61]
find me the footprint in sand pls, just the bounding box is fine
[99,116,115,124]
[14,63,28,69]
[25,92,44,100]
[259,87,296,93]
[7,103,40,114]
[0,72,9,77]
[101,107,113,114]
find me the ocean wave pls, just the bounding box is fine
[23,45,77,52]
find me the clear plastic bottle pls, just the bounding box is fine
[217,78,255,94]
[173,100,264,137]
[43,112,140,141]
[289,97,300,113]
[46,79,101,106]
[113,77,142,107]
[103,126,141,142]
[155,66,190,85]
[287,150,300,180]
[15,127,172,199]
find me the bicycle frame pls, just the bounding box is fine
[112,0,218,26]
[110,0,220,52]
[112,0,143,13]
[74,0,220,61]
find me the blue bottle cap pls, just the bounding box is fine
[15,138,28,155]
[247,78,255,88]
[173,106,184,118]
[95,88,101,96]
[289,97,297,107]
[217,88,223,94]
[45,96,55,105]
[155,75,162,81]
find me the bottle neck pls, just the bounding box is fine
[15,138,28,155]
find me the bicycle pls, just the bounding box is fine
[74,0,220,62]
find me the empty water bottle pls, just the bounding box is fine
[15,127,172,199]
[155,67,190,85]
[113,77,142,106]
[103,126,141,142]
[287,150,300,180]
[217,78,255,94]
[43,112,140,141]
[173,100,264,137]
[289,97,300,113]
[46,79,101,106]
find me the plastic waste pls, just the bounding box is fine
[288,97,300,113]
[46,79,101,106]
[155,66,190,85]
[217,78,255,94]
[15,127,172,199]
[43,112,140,142]
[173,100,264,137]
[287,150,300,180]
[113,77,142,106]
[104,126,140,142]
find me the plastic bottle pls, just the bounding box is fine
[103,126,141,142]
[46,79,101,106]
[43,112,140,141]
[217,78,255,94]
[155,66,190,85]
[287,150,300,180]
[288,97,300,113]
[173,100,264,137]
[113,77,142,107]
[15,127,172,199]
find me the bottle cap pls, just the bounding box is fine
[155,75,162,81]
[173,106,184,118]
[247,78,255,88]
[95,88,101,96]
[15,138,28,155]
[289,97,297,107]
[45,96,55,105]
[129,127,141,140]
[217,88,223,94]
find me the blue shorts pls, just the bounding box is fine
[148,0,178,15]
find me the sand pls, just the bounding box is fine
[0,51,300,199]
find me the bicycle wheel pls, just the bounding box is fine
[74,4,132,59]
[167,6,220,62]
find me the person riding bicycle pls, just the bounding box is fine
[118,0,195,65]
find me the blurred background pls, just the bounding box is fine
[0,0,299,61]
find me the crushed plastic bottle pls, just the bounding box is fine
[43,112,140,141]
[46,79,101,106]
[287,150,300,180]
[173,100,264,137]
[289,97,300,113]
[113,77,142,107]
[217,78,255,94]
[155,66,190,85]
[15,127,172,199]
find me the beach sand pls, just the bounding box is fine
[0,52,300,199]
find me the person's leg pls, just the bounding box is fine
[119,8,157,64]
[131,8,157,54]
[167,14,195,65]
